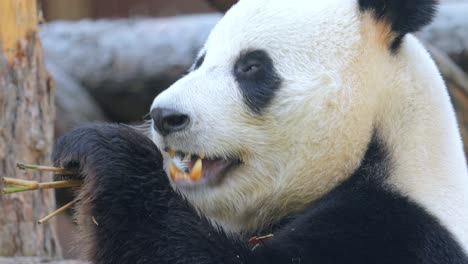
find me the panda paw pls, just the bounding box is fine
[53,123,164,184]
[52,123,176,261]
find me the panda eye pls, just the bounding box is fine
[233,49,282,114]
[239,61,262,75]
[234,50,269,79]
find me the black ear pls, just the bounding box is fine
[359,0,437,51]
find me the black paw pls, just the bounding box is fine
[53,124,174,262]
[53,123,163,182]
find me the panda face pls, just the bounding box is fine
[149,0,422,232]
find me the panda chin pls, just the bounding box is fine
[165,148,241,188]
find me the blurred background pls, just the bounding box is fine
[42,0,214,19]
[41,0,223,135]
[0,0,467,262]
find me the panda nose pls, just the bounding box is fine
[151,107,190,136]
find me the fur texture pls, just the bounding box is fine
[54,124,468,263]
[150,0,468,251]
[54,0,468,261]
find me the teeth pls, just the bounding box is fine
[190,158,203,181]
[176,171,188,182]
[169,157,203,183]
[167,149,206,183]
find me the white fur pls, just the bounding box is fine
[150,0,468,251]
[378,36,468,251]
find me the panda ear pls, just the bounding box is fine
[359,0,437,51]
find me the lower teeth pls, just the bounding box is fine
[169,158,203,182]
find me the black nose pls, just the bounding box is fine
[151,107,190,136]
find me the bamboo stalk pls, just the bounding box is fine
[2,163,83,223]
[38,180,82,189]
[16,162,77,174]
[2,177,39,188]
[38,200,78,224]
[248,234,274,247]
[3,186,34,194]
[92,216,99,226]
[1,179,82,194]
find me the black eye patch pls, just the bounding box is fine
[233,50,282,114]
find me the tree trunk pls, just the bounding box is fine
[0,0,60,257]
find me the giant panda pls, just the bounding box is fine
[53,0,468,263]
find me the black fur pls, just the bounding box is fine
[359,0,437,51]
[54,124,252,263]
[54,124,468,264]
[257,135,468,263]
[233,50,282,114]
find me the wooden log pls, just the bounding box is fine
[41,3,468,124]
[40,14,221,122]
[48,61,107,137]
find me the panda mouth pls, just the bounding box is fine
[165,148,241,185]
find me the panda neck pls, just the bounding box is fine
[375,36,468,249]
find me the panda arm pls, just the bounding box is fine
[53,124,255,264]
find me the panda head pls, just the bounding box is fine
[150,0,437,233]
